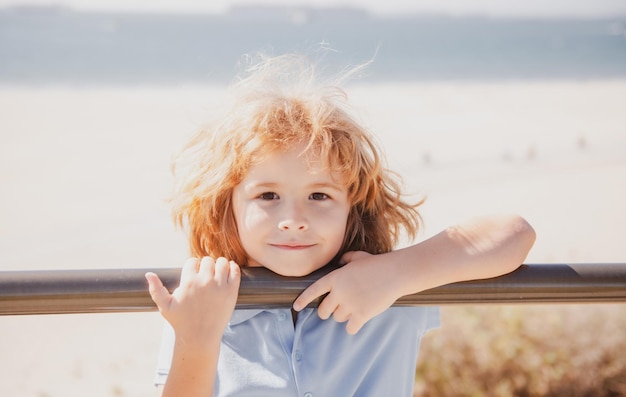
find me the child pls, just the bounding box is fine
[145,53,536,397]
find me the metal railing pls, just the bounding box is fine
[1,263,625,315]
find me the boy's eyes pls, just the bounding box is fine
[256,192,329,200]
[309,192,329,200]
[258,192,279,200]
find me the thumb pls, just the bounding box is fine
[145,272,172,312]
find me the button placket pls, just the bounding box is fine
[273,309,295,363]
[291,308,316,396]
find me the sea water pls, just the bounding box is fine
[1,6,625,84]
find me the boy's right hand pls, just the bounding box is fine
[145,257,241,349]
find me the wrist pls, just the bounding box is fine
[385,249,420,299]
[174,329,223,355]
[388,246,440,297]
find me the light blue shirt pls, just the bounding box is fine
[155,306,439,396]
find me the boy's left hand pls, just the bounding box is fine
[293,251,402,335]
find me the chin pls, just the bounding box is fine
[265,263,325,278]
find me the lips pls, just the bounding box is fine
[269,243,315,250]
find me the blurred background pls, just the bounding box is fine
[1,1,625,396]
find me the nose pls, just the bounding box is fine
[278,217,309,231]
[278,202,309,231]
[278,219,309,231]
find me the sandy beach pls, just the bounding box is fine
[1,80,625,396]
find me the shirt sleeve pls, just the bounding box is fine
[395,306,440,334]
[425,306,441,331]
[154,321,175,387]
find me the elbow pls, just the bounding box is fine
[511,214,536,253]
[447,214,537,277]
[503,214,536,272]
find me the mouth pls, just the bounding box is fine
[269,243,316,250]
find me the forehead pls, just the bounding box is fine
[244,144,346,185]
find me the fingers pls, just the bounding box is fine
[183,256,240,286]
[331,306,351,323]
[180,257,200,283]
[313,292,365,335]
[229,260,241,286]
[145,272,171,312]
[213,257,228,278]
[316,294,338,320]
[292,276,332,312]
[214,257,241,287]
[199,256,216,275]
[214,257,237,282]
[339,250,369,265]
[345,318,365,335]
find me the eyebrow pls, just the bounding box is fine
[247,181,346,192]
[308,182,345,191]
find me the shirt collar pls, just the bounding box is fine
[228,307,315,326]
[229,309,265,325]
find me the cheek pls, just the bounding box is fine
[236,203,271,234]
[326,209,350,260]
[316,204,350,238]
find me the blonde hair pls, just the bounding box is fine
[171,53,423,266]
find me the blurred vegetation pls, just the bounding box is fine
[414,305,626,397]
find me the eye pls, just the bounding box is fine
[258,192,279,200]
[309,192,329,201]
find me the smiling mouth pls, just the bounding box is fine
[270,243,315,250]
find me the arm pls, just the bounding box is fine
[146,256,240,397]
[293,214,536,334]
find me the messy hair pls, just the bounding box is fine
[171,53,423,266]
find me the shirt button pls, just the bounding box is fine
[278,312,288,321]
[304,393,313,397]
[294,350,302,361]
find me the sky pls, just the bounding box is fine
[2,0,626,18]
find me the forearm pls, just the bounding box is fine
[392,214,536,296]
[293,214,535,334]
[161,338,221,397]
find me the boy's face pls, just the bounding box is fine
[232,143,350,277]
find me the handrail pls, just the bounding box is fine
[0,263,625,315]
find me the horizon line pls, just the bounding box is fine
[2,3,626,20]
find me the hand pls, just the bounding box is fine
[145,256,241,349]
[293,251,402,335]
